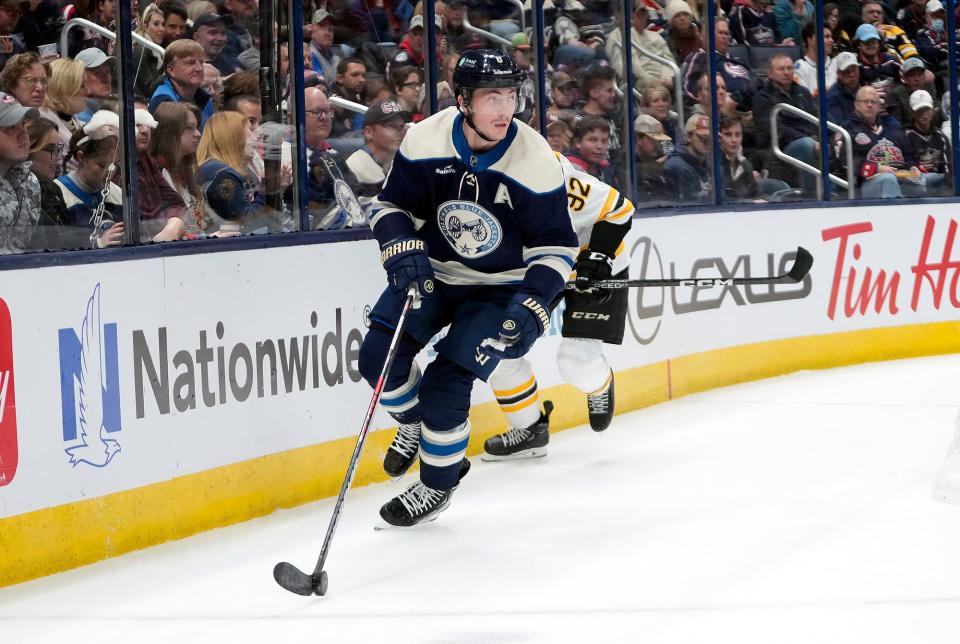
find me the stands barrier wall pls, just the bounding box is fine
[3,202,960,587]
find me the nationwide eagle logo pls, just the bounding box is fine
[437,200,502,258]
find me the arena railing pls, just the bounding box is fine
[60,18,165,64]
[770,104,855,200]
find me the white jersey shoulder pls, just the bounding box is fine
[488,118,565,195]
[397,106,459,161]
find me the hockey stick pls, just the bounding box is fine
[273,285,421,597]
[566,246,813,289]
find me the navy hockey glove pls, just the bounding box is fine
[380,238,435,303]
[573,249,614,303]
[480,292,551,360]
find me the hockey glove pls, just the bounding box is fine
[480,292,551,360]
[380,237,435,303]
[573,249,614,303]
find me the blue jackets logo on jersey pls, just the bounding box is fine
[437,200,503,258]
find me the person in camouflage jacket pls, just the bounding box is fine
[0,92,41,254]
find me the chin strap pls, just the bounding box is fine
[460,105,497,143]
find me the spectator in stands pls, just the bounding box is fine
[390,65,424,123]
[905,89,950,194]
[897,0,928,38]
[905,89,953,196]
[135,107,187,242]
[437,52,459,110]
[633,113,672,202]
[308,8,341,83]
[640,83,680,145]
[225,94,261,130]
[442,0,467,44]
[133,3,166,97]
[193,13,242,76]
[329,57,366,136]
[151,102,203,234]
[547,71,578,123]
[682,16,758,110]
[752,53,819,190]
[546,118,573,154]
[795,20,837,97]
[693,72,743,124]
[55,110,124,249]
[76,48,114,101]
[662,1,702,65]
[855,23,901,97]
[665,113,711,202]
[345,98,407,198]
[219,0,257,61]
[236,18,261,71]
[62,0,107,57]
[842,85,919,199]
[718,113,765,201]
[773,0,813,44]
[162,3,189,46]
[886,56,939,126]
[150,40,216,131]
[730,0,795,46]
[824,3,850,54]
[0,93,41,254]
[15,0,62,54]
[202,63,224,109]
[303,86,356,229]
[25,114,69,246]
[566,115,614,184]
[578,65,621,151]
[861,0,918,61]
[222,71,258,107]
[196,110,264,232]
[0,52,48,108]
[608,5,676,90]
[826,51,860,124]
[393,14,438,68]
[914,0,948,74]
[40,58,88,150]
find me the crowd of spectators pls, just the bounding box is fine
[1,0,959,256]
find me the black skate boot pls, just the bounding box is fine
[379,480,457,527]
[383,421,421,479]
[482,401,554,461]
[587,372,614,432]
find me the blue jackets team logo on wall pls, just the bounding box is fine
[58,284,122,468]
[437,200,502,258]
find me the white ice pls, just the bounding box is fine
[2,354,960,644]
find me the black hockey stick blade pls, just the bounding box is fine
[274,561,328,596]
[786,246,813,283]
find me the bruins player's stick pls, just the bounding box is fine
[568,247,813,290]
[273,284,422,597]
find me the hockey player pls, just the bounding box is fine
[483,153,634,460]
[358,49,579,527]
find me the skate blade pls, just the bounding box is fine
[373,513,443,531]
[480,447,548,462]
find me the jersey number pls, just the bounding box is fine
[567,177,591,212]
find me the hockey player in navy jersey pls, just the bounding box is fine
[357,49,579,527]
[484,153,634,460]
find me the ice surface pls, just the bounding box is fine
[2,354,959,644]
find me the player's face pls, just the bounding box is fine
[576,128,609,166]
[468,88,516,139]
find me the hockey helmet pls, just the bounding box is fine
[452,48,523,103]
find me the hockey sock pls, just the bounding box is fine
[379,362,422,421]
[557,337,612,394]
[419,420,471,489]
[489,358,542,430]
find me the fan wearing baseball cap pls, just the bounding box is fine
[0,91,41,254]
[345,99,409,198]
[885,56,940,126]
[913,0,950,74]
[826,51,862,125]
[855,23,901,95]
[664,114,712,203]
[904,89,951,195]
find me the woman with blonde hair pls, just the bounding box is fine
[133,3,166,97]
[196,110,265,233]
[640,83,679,146]
[39,58,88,151]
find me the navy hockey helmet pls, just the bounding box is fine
[452,48,523,103]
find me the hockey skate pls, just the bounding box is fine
[482,401,554,461]
[586,372,614,432]
[379,480,457,527]
[932,414,960,505]
[383,421,420,479]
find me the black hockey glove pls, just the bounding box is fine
[480,292,551,360]
[380,237,435,304]
[573,249,614,303]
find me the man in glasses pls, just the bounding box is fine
[303,86,359,229]
[359,49,577,527]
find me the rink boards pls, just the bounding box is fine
[2,203,960,586]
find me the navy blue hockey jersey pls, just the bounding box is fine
[369,106,579,302]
